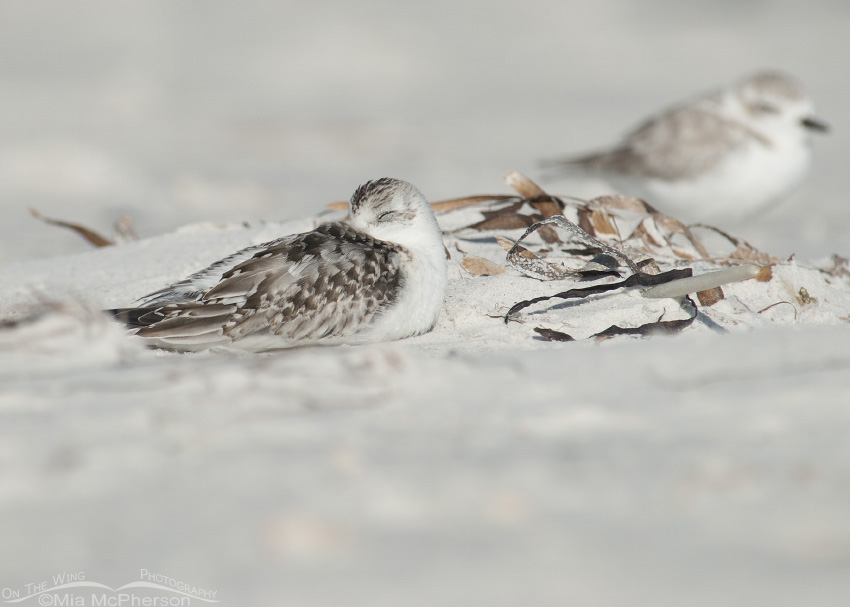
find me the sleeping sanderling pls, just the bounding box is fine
[542,70,829,224]
[111,178,448,351]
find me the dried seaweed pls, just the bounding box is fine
[464,201,562,243]
[506,215,640,280]
[534,295,698,341]
[533,327,575,342]
[505,268,693,322]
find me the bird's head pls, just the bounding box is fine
[735,70,828,140]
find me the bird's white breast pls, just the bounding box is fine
[361,224,448,342]
[614,132,812,224]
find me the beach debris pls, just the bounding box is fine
[423,172,794,342]
[758,301,798,319]
[641,264,761,299]
[460,256,506,276]
[505,268,692,321]
[507,268,701,340]
[30,209,138,248]
[696,287,725,307]
[494,236,538,259]
[820,254,850,281]
[533,296,698,341]
[30,208,114,247]
[797,287,818,306]
[432,194,522,213]
[532,327,575,342]
[506,214,640,278]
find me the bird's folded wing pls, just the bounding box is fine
[126,223,405,346]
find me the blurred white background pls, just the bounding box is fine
[1,0,848,262]
[0,0,850,261]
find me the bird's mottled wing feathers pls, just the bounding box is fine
[127,222,405,347]
[137,237,296,306]
[549,97,768,181]
[607,104,756,180]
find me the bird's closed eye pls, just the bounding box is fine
[378,211,397,222]
[752,101,779,114]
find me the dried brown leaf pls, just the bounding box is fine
[755,266,773,282]
[592,194,654,213]
[469,214,534,231]
[697,287,725,306]
[651,213,687,233]
[495,236,539,259]
[431,195,520,213]
[481,201,524,220]
[505,172,546,198]
[577,208,596,238]
[730,246,780,265]
[460,256,506,276]
[30,208,114,248]
[590,209,617,235]
[630,219,666,248]
[537,224,562,244]
[671,248,699,261]
[528,198,563,219]
[652,214,711,258]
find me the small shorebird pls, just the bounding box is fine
[111,178,448,351]
[542,70,829,224]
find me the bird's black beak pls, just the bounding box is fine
[801,116,830,133]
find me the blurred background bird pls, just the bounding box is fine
[541,71,829,225]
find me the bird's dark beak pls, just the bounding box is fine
[801,116,830,133]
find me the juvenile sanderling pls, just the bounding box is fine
[542,70,829,224]
[111,178,448,351]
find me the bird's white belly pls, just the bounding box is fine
[612,141,812,224]
[362,248,447,343]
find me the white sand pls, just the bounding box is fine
[2,196,850,606]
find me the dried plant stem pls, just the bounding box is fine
[641,264,761,299]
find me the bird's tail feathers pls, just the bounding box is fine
[537,149,617,181]
[108,307,164,328]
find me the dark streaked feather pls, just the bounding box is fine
[114,222,405,346]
